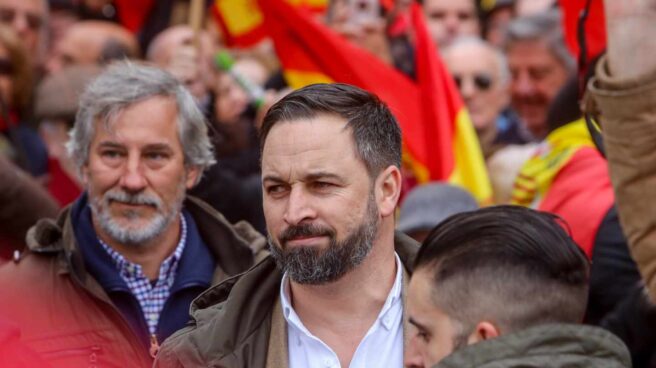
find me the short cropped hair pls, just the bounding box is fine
[67,61,215,174]
[504,9,576,73]
[260,83,402,177]
[414,205,589,337]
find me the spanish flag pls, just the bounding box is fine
[511,119,615,257]
[113,0,156,33]
[212,0,327,48]
[258,0,492,203]
[559,0,606,62]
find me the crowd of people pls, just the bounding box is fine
[0,0,654,367]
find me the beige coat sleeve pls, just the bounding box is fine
[588,56,656,302]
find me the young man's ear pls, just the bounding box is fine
[375,165,402,217]
[467,321,500,345]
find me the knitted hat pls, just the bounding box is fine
[398,183,479,234]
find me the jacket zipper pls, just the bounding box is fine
[149,334,160,358]
[69,272,153,365]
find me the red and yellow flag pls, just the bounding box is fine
[511,119,615,257]
[258,0,491,203]
[212,0,327,48]
[559,0,606,62]
[410,4,491,202]
[113,0,156,33]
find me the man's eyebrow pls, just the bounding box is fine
[304,171,344,183]
[97,141,124,149]
[408,317,429,332]
[143,143,174,152]
[262,174,285,184]
[262,172,345,184]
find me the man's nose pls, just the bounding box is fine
[283,187,316,225]
[444,13,461,34]
[513,72,535,96]
[404,338,425,368]
[460,77,476,99]
[119,156,147,192]
[12,13,29,35]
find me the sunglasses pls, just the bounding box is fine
[0,7,43,31]
[453,73,494,92]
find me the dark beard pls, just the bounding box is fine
[268,195,379,285]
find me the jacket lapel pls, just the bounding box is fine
[266,296,289,368]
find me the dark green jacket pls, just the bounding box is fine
[434,324,631,368]
[155,231,419,368]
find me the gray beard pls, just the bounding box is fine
[268,194,379,285]
[90,187,183,246]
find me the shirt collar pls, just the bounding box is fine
[98,214,188,280]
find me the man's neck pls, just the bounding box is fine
[288,230,398,367]
[95,216,182,281]
[478,124,499,158]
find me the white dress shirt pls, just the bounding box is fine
[280,253,404,368]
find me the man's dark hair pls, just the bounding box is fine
[414,205,590,336]
[260,83,402,177]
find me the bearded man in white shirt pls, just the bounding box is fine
[156,82,420,368]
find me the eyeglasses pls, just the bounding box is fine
[0,58,12,76]
[0,7,44,31]
[453,73,494,92]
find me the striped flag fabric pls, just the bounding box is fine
[212,0,327,48]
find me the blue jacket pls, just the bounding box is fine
[71,194,215,347]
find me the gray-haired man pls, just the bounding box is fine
[505,9,574,139]
[0,62,266,368]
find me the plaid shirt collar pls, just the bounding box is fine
[98,214,187,335]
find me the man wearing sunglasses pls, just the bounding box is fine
[443,36,531,159]
[0,0,46,59]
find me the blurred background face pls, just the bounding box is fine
[214,58,267,125]
[147,26,216,101]
[326,0,391,64]
[0,0,45,56]
[444,41,509,134]
[46,21,138,75]
[423,0,480,48]
[507,39,569,138]
[0,42,12,107]
[483,6,513,48]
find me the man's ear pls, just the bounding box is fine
[375,165,402,217]
[467,321,500,345]
[185,166,202,189]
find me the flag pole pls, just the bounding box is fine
[189,0,205,48]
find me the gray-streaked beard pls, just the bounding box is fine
[90,186,183,246]
[268,193,379,285]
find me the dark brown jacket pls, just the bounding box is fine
[0,155,58,259]
[0,196,267,368]
[154,231,419,368]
